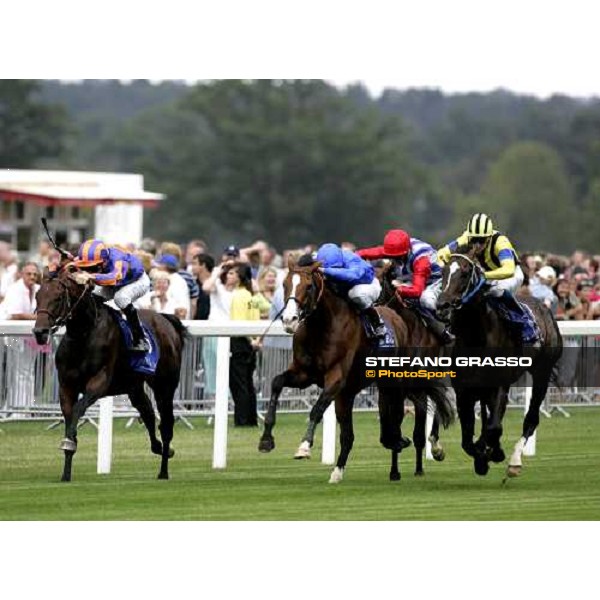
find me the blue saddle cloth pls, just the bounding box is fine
[108,309,160,375]
[486,296,541,343]
[360,314,396,349]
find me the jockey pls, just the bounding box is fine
[315,243,386,338]
[74,239,151,352]
[357,229,454,344]
[437,213,540,346]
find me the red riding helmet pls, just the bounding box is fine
[382,230,411,257]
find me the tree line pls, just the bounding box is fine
[1,79,599,254]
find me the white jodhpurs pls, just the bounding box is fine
[419,279,442,312]
[485,266,524,298]
[348,278,382,310]
[92,272,151,310]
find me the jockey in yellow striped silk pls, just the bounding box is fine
[437,213,540,347]
[74,239,151,352]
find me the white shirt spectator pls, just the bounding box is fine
[0,278,40,319]
[0,263,18,300]
[167,272,191,318]
[208,278,233,321]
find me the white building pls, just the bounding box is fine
[0,169,165,256]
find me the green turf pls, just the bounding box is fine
[1,408,599,520]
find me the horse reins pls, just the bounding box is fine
[447,253,486,307]
[257,268,325,344]
[37,278,94,333]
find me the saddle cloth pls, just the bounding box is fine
[107,307,160,375]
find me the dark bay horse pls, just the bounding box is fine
[257,257,454,483]
[33,261,187,481]
[437,249,562,477]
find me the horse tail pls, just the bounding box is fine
[414,386,456,429]
[160,313,189,349]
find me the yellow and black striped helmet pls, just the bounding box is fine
[466,213,494,237]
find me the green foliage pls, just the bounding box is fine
[479,142,576,253]
[0,80,69,168]
[23,80,600,252]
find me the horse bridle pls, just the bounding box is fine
[446,253,486,309]
[37,276,93,333]
[286,268,325,321]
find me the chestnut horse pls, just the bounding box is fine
[33,261,186,482]
[258,256,454,482]
[437,248,562,477]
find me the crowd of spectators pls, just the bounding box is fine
[1,237,600,422]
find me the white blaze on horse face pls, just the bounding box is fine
[444,261,460,292]
[282,274,301,332]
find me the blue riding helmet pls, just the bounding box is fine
[316,243,344,268]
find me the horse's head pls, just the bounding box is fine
[281,256,324,334]
[33,261,94,344]
[437,247,485,323]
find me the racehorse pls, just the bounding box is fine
[437,248,562,477]
[257,256,454,483]
[33,260,187,482]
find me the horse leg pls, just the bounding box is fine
[487,386,508,464]
[378,388,406,481]
[58,386,78,482]
[329,393,356,484]
[258,367,311,453]
[295,390,331,459]
[472,396,490,476]
[128,385,174,458]
[413,398,426,477]
[508,369,551,477]
[457,392,476,457]
[152,383,176,480]
[429,413,446,462]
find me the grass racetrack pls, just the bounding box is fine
[1,408,599,520]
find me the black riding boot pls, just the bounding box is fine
[363,306,386,338]
[123,304,150,353]
[420,311,455,345]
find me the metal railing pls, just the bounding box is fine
[1,320,599,423]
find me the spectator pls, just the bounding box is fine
[149,272,178,314]
[554,277,584,321]
[190,253,215,320]
[0,241,18,302]
[29,240,53,269]
[228,263,260,426]
[0,262,40,320]
[253,266,278,319]
[341,241,357,252]
[139,237,157,256]
[576,280,595,320]
[529,265,558,313]
[155,254,190,319]
[201,259,237,397]
[222,245,241,264]
[185,239,208,268]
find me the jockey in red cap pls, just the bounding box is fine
[357,230,454,344]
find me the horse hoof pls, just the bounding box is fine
[168,448,175,458]
[157,472,169,480]
[294,441,311,459]
[474,455,489,476]
[506,464,522,478]
[59,438,77,452]
[329,467,344,484]
[414,470,425,477]
[432,447,446,462]
[258,437,275,453]
[390,472,400,481]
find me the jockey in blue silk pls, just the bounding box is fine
[437,213,540,347]
[316,243,386,338]
[74,240,151,352]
